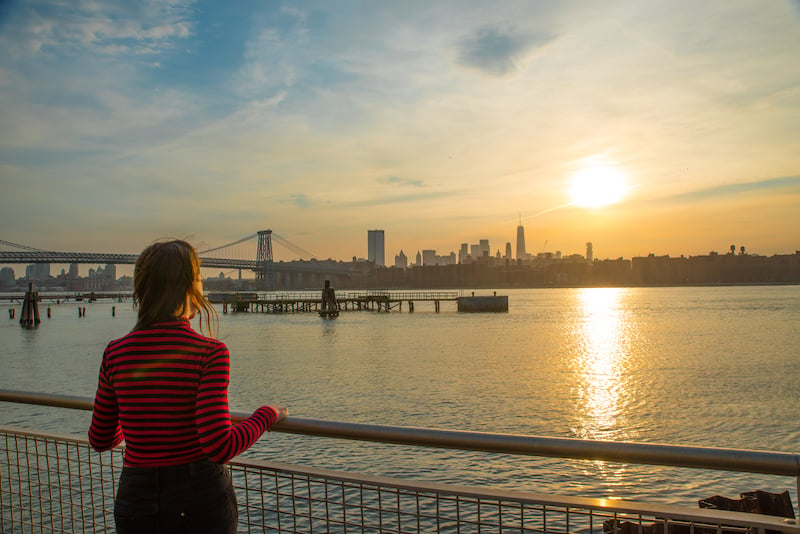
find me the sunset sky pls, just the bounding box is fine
[1,1,799,265]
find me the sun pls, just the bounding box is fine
[568,159,629,208]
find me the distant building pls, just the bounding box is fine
[505,242,512,259]
[586,242,593,262]
[421,249,456,266]
[469,239,490,261]
[68,263,79,278]
[25,263,49,281]
[104,263,116,281]
[516,224,526,260]
[394,250,408,269]
[0,267,15,287]
[536,251,562,260]
[458,243,468,264]
[367,230,385,267]
[415,250,422,267]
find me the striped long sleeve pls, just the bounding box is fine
[196,344,277,463]
[88,357,124,451]
[87,319,278,467]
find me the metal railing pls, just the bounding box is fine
[361,290,462,299]
[2,390,800,533]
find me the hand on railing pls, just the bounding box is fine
[271,406,289,424]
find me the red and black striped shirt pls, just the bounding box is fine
[88,319,277,467]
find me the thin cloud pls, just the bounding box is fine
[4,1,193,57]
[377,175,425,187]
[339,190,456,208]
[658,176,800,203]
[282,193,311,208]
[456,25,555,77]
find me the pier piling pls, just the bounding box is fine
[319,280,340,318]
[19,283,40,327]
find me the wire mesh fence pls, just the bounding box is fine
[3,425,799,534]
[1,429,120,533]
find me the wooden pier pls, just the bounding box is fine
[0,291,131,304]
[2,289,508,316]
[207,290,464,314]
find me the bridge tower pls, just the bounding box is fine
[256,230,275,289]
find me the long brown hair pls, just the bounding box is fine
[133,240,218,337]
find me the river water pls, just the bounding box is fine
[1,285,799,509]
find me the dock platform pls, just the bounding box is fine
[207,290,469,314]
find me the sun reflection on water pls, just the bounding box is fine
[571,287,633,442]
[568,287,639,493]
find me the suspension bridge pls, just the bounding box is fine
[0,230,362,289]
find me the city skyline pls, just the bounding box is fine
[3,236,796,289]
[2,222,793,282]
[1,2,799,261]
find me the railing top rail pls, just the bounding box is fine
[2,389,798,478]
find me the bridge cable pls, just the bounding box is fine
[0,240,46,252]
[197,234,258,255]
[271,233,317,260]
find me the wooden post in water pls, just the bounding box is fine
[19,283,40,327]
[319,280,339,318]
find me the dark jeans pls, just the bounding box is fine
[114,460,238,534]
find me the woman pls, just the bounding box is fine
[89,239,288,533]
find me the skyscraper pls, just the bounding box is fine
[367,230,385,266]
[516,224,526,260]
[395,250,407,269]
[459,243,468,264]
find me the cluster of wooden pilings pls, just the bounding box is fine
[5,287,126,324]
[319,280,339,318]
[19,283,40,327]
